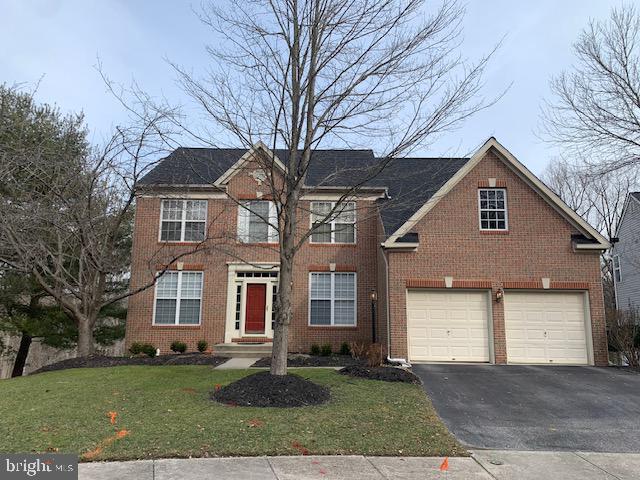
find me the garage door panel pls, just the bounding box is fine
[430,328,449,339]
[407,290,490,362]
[505,292,589,365]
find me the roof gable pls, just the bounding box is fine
[383,137,611,250]
[614,192,640,239]
[214,142,287,186]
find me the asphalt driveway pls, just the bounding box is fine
[412,364,640,452]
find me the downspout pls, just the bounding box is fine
[381,245,410,367]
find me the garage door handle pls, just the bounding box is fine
[544,331,547,337]
[447,330,451,335]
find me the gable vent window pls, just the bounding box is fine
[613,255,622,283]
[160,200,207,242]
[311,201,356,243]
[478,189,508,231]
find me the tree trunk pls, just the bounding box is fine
[77,314,96,357]
[11,332,32,377]
[271,254,293,376]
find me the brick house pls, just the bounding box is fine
[126,137,610,365]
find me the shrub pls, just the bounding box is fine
[320,343,332,356]
[130,342,157,357]
[197,340,208,353]
[607,308,640,367]
[339,342,351,356]
[349,341,367,360]
[170,341,187,353]
[141,343,157,358]
[310,344,321,356]
[129,342,144,355]
[366,343,383,367]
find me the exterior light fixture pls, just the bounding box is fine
[495,288,504,303]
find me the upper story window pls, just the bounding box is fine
[309,272,356,326]
[478,189,507,231]
[613,255,622,283]
[311,201,356,243]
[238,200,278,243]
[154,271,203,325]
[160,200,207,242]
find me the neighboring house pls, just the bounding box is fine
[612,192,640,311]
[126,137,611,366]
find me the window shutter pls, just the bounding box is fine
[237,201,250,242]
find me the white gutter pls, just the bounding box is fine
[381,246,410,367]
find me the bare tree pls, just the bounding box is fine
[148,0,501,375]
[543,158,638,240]
[0,90,207,356]
[543,157,638,317]
[542,4,640,173]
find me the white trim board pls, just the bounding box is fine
[214,141,287,187]
[382,137,610,250]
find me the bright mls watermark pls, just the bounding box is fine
[1,454,77,479]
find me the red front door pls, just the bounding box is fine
[245,284,267,334]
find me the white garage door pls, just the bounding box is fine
[407,290,490,362]
[504,292,589,365]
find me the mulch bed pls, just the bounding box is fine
[31,353,228,374]
[252,354,365,368]
[339,365,421,384]
[212,371,331,407]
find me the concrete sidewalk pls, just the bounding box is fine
[78,451,640,479]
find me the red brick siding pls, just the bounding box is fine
[126,159,377,353]
[386,148,607,366]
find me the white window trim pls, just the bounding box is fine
[308,272,357,327]
[237,200,279,244]
[613,254,622,283]
[158,199,208,243]
[152,271,203,326]
[478,188,508,231]
[309,201,357,244]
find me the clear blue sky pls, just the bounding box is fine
[0,0,623,174]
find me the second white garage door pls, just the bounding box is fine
[504,292,590,365]
[407,290,490,362]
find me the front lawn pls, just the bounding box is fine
[0,366,464,461]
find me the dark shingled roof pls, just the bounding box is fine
[631,192,640,202]
[372,157,469,235]
[138,147,468,238]
[138,148,380,187]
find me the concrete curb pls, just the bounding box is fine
[78,451,640,479]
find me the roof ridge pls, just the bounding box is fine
[377,156,469,160]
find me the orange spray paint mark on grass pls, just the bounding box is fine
[291,441,310,455]
[82,412,129,460]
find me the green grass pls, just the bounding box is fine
[0,366,465,461]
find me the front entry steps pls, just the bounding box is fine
[214,342,272,358]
